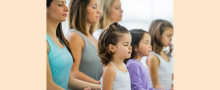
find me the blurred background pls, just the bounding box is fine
[62,0,173,71]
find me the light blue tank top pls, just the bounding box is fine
[46,34,73,90]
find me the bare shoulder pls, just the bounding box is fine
[65,31,84,48]
[103,63,116,77]
[147,54,160,66]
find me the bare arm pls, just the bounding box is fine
[147,55,164,89]
[102,64,116,90]
[65,31,100,84]
[68,73,100,90]
[47,41,65,90]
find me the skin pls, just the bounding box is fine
[102,33,132,90]
[65,0,102,84]
[46,0,100,90]
[147,27,174,90]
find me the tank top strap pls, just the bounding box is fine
[109,62,117,70]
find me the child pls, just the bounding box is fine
[98,22,132,90]
[124,29,153,90]
[147,19,174,90]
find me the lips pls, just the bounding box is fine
[96,16,100,18]
[63,14,67,17]
[128,51,132,54]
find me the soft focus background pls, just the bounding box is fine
[62,0,174,71]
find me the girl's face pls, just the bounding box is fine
[114,33,132,60]
[47,0,69,22]
[110,0,123,22]
[161,27,174,47]
[87,0,100,24]
[136,33,152,57]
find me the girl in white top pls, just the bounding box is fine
[93,0,123,41]
[147,19,174,90]
[98,22,132,90]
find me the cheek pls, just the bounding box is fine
[111,10,119,18]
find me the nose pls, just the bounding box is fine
[121,9,123,13]
[129,45,132,50]
[64,5,69,12]
[97,8,101,14]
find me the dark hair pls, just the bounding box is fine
[68,0,96,36]
[97,22,129,65]
[148,19,173,57]
[47,0,74,62]
[124,29,149,64]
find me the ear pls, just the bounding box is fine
[134,45,138,51]
[108,44,115,53]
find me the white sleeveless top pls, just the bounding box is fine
[150,51,172,89]
[101,62,131,90]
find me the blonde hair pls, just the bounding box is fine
[68,0,96,36]
[97,0,115,30]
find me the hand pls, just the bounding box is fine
[97,80,101,84]
[84,87,91,90]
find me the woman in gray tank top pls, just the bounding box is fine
[65,0,103,84]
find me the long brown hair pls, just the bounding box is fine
[68,0,96,36]
[47,0,75,62]
[148,19,173,57]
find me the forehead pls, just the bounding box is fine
[52,0,66,3]
[163,27,173,34]
[89,0,99,5]
[112,0,121,6]
[118,33,131,42]
[142,33,151,41]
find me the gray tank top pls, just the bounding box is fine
[69,29,103,81]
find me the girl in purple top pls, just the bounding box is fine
[124,29,153,90]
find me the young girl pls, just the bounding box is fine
[98,22,132,90]
[147,19,174,90]
[124,29,153,90]
[46,0,100,90]
[93,0,123,41]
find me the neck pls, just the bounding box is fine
[111,56,124,66]
[159,48,165,55]
[134,54,142,62]
[103,20,113,30]
[47,17,60,37]
[86,23,92,36]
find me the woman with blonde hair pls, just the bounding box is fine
[93,0,123,41]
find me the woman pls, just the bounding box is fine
[93,0,123,41]
[46,0,100,89]
[65,0,103,84]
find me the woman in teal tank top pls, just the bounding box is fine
[46,0,100,90]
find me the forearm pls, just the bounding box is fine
[72,71,99,84]
[47,82,65,90]
[68,78,100,90]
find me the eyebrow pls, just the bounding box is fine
[144,40,150,42]
[92,4,98,6]
[57,1,66,3]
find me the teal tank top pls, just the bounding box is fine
[46,34,73,90]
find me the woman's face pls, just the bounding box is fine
[110,0,123,22]
[47,0,69,22]
[87,0,100,24]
